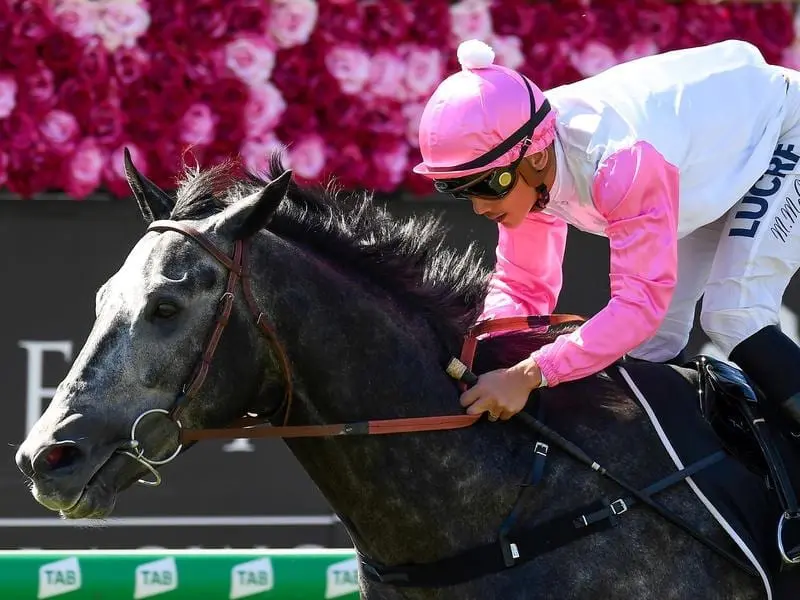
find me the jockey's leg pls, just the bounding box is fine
[700,134,800,433]
[628,221,722,363]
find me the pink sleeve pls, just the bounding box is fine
[479,211,568,321]
[532,141,679,386]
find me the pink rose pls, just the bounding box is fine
[66,138,105,199]
[325,45,371,95]
[96,0,151,52]
[287,135,326,180]
[782,44,800,71]
[52,0,100,39]
[373,142,409,191]
[570,41,618,77]
[367,52,407,101]
[269,0,319,49]
[39,110,80,154]
[490,35,524,70]
[224,36,276,86]
[180,103,216,146]
[0,74,18,119]
[450,0,493,43]
[620,39,659,64]
[404,47,443,99]
[241,132,285,174]
[402,102,425,148]
[244,82,287,136]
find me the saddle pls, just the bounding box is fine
[685,354,800,565]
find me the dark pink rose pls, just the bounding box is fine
[224,0,271,36]
[113,46,150,85]
[361,1,413,49]
[57,78,95,123]
[0,150,8,187]
[38,30,83,72]
[185,1,229,39]
[89,100,125,145]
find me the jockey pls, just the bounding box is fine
[414,39,800,431]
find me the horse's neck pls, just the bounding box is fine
[253,242,526,565]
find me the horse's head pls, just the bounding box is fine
[15,150,293,518]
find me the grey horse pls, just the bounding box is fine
[15,151,796,599]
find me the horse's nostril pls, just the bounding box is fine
[33,443,83,475]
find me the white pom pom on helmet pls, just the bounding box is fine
[457,39,496,70]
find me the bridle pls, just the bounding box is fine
[119,220,562,486]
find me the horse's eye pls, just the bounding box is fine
[153,302,179,319]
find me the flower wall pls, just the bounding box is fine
[1,0,799,200]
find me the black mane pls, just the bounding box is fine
[170,153,491,351]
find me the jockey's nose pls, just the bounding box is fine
[471,197,491,216]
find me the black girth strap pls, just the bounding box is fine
[360,499,615,588]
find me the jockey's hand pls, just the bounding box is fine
[459,357,543,421]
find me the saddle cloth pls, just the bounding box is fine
[616,361,779,599]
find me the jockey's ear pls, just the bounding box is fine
[123,148,175,224]
[215,169,293,241]
[529,148,549,172]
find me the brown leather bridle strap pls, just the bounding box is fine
[239,242,294,426]
[149,221,243,274]
[459,314,585,374]
[180,414,482,442]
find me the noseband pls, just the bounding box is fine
[119,219,489,486]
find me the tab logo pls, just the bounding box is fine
[38,556,81,599]
[134,557,178,599]
[229,557,274,599]
[325,557,359,599]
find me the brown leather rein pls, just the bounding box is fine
[129,219,584,457]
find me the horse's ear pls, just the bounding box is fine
[123,147,175,223]
[216,169,292,240]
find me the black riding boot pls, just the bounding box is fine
[729,325,800,431]
[729,325,800,566]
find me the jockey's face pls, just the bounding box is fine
[469,147,555,228]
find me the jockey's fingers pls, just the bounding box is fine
[465,395,495,416]
[459,384,486,407]
[498,407,516,421]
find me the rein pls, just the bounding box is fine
[128,219,581,477]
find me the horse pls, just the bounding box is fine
[14,150,799,599]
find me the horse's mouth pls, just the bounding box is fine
[32,451,146,520]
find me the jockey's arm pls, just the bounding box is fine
[531,141,680,387]
[479,211,568,321]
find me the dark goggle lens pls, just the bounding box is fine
[434,168,516,200]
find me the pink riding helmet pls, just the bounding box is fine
[413,40,557,180]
